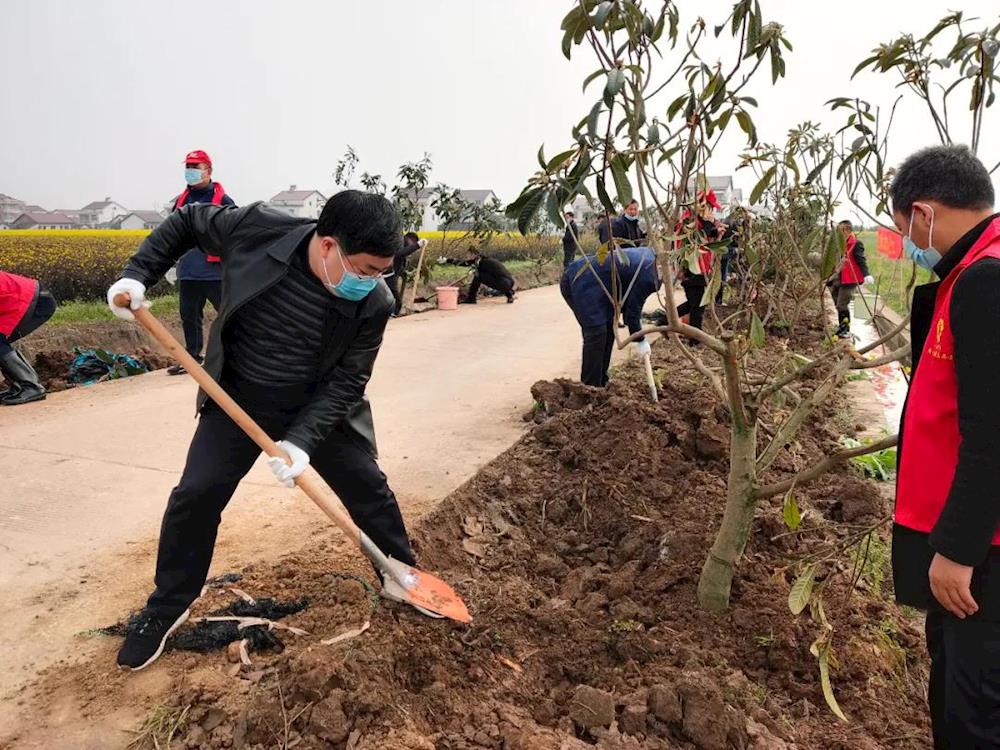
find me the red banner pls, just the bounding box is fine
[876,227,903,259]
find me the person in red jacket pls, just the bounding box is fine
[827,220,873,338]
[888,144,1000,747]
[0,271,57,405]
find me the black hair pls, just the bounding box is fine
[565,211,575,218]
[890,145,995,215]
[837,219,853,230]
[627,199,639,207]
[316,189,402,258]
[403,231,419,242]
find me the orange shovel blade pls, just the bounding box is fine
[383,559,471,624]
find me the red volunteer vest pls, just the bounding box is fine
[174,182,226,262]
[839,235,864,284]
[675,211,715,276]
[895,217,1000,542]
[0,271,39,337]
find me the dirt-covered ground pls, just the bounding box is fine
[1,323,930,749]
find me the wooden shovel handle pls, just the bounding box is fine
[114,293,361,546]
[406,245,428,309]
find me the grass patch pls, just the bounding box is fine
[126,703,190,749]
[49,294,180,326]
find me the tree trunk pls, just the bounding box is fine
[697,417,757,613]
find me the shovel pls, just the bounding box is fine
[114,293,472,624]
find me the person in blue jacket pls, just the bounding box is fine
[560,246,660,387]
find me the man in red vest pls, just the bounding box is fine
[167,149,235,375]
[889,144,1000,747]
[827,219,873,338]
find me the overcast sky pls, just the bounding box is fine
[1,0,997,218]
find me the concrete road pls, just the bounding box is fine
[0,284,644,698]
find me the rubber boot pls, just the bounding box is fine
[0,349,45,405]
[0,351,20,401]
[835,309,851,339]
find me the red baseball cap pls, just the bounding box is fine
[183,149,212,167]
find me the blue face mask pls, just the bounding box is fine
[184,168,205,186]
[322,246,380,301]
[624,212,639,222]
[905,204,943,271]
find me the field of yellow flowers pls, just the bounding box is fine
[0,229,584,301]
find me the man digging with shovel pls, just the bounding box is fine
[107,191,438,671]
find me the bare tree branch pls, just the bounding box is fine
[754,434,899,500]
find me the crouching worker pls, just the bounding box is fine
[0,271,57,405]
[561,246,660,387]
[441,247,517,303]
[106,191,426,672]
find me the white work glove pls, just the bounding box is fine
[436,256,447,265]
[266,440,310,488]
[106,278,149,321]
[418,238,428,248]
[863,275,875,286]
[634,339,652,357]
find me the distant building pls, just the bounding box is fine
[55,209,85,225]
[687,175,741,213]
[113,210,165,230]
[268,185,326,219]
[0,193,29,226]
[10,211,80,229]
[412,188,501,231]
[79,197,128,227]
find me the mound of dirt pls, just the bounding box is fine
[93,334,927,749]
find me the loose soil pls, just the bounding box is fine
[1,319,930,749]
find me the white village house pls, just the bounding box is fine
[10,211,80,229]
[114,210,166,230]
[687,175,744,213]
[268,186,326,219]
[79,197,128,227]
[412,188,500,231]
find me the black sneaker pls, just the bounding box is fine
[166,363,187,376]
[116,608,189,671]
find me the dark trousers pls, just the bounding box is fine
[563,247,575,269]
[146,377,415,615]
[716,254,731,305]
[580,320,615,387]
[468,272,515,302]
[677,279,707,330]
[926,609,1000,748]
[0,288,57,357]
[178,280,222,359]
[828,280,856,332]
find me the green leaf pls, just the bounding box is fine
[735,110,756,144]
[749,165,775,205]
[595,176,616,214]
[516,188,546,235]
[700,266,721,306]
[812,639,849,722]
[546,149,577,172]
[596,241,611,264]
[587,100,603,140]
[750,312,765,348]
[594,1,613,30]
[545,190,565,229]
[667,93,688,121]
[610,155,633,205]
[788,563,816,616]
[821,228,844,279]
[851,54,880,79]
[605,68,626,98]
[647,120,661,145]
[782,490,801,530]
[582,68,606,93]
[537,144,546,170]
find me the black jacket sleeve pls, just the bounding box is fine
[121,203,252,286]
[929,259,1000,565]
[284,298,392,455]
[853,240,871,278]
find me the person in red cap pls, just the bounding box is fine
[167,149,236,375]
